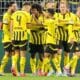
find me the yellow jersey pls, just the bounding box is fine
[30,15,46,45]
[73,16,80,42]
[11,10,31,41]
[54,12,76,42]
[44,18,57,44]
[2,12,12,43]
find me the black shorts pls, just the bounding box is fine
[44,44,59,54]
[12,40,28,51]
[3,42,13,52]
[29,43,44,54]
[59,40,70,53]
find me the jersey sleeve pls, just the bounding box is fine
[68,14,77,43]
[2,13,9,32]
[3,13,9,24]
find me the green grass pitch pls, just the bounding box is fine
[0,74,80,80]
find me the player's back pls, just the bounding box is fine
[11,10,30,31]
[11,10,30,41]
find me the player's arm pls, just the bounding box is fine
[2,14,9,31]
[26,14,47,30]
[68,19,76,43]
[74,17,80,27]
[27,23,45,29]
[10,19,13,34]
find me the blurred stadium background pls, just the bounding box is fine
[0,0,80,20]
[0,0,80,73]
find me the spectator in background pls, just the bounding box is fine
[69,0,80,13]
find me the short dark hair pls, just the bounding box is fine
[6,1,15,8]
[22,2,31,6]
[31,4,42,13]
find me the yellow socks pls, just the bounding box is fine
[37,59,43,70]
[64,54,69,66]
[65,54,78,75]
[20,57,26,74]
[12,53,19,73]
[70,55,78,75]
[42,57,50,72]
[0,55,9,73]
[47,62,53,72]
[30,58,36,73]
[52,56,61,73]
[57,54,61,65]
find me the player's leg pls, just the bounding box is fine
[64,54,78,76]
[11,41,19,76]
[41,44,55,76]
[37,45,44,75]
[63,41,70,67]
[11,49,19,76]
[30,43,37,75]
[70,43,79,76]
[41,52,51,76]
[37,53,43,75]
[52,53,62,76]
[19,41,27,76]
[20,51,26,76]
[64,42,78,76]
[52,41,62,76]
[63,41,71,76]
[0,43,11,75]
[70,53,78,76]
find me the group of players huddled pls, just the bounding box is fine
[0,0,80,77]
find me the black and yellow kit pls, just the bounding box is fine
[72,16,80,52]
[11,10,31,50]
[29,15,46,54]
[43,18,58,54]
[54,12,76,52]
[2,12,13,52]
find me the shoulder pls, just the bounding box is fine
[3,12,10,18]
[69,12,76,17]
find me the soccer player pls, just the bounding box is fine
[29,4,46,75]
[11,2,31,77]
[64,5,80,77]
[54,1,76,76]
[41,9,59,76]
[0,1,17,76]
